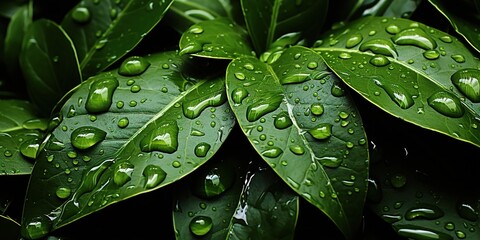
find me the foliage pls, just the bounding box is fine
[0,0,479,239]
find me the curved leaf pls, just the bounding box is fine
[428,0,480,54]
[20,19,81,116]
[61,0,174,79]
[225,46,369,239]
[173,134,298,240]
[179,18,254,59]
[20,51,236,240]
[0,99,47,175]
[314,16,480,148]
[240,0,328,54]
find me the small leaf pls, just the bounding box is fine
[226,46,369,239]
[20,19,82,116]
[179,18,254,59]
[20,51,236,239]
[240,0,328,54]
[61,0,174,79]
[314,16,480,148]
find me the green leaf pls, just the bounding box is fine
[225,46,369,239]
[428,0,480,54]
[173,132,298,240]
[179,18,254,59]
[20,19,82,116]
[0,99,48,175]
[0,215,20,240]
[20,51,236,240]
[314,16,480,148]
[61,0,174,79]
[240,0,328,54]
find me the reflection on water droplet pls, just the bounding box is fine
[55,187,71,199]
[22,216,52,240]
[262,147,283,158]
[374,80,414,109]
[117,117,129,128]
[346,33,363,48]
[385,24,400,34]
[192,164,235,199]
[179,42,203,56]
[274,111,292,129]
[20,139,40,159]
[310,103,324,116]
[423,50,440,60]
[331,84,345,97]
[140,120,179,153]
[72,7,91,24]
[308,123,332,140]
[456,200,479,221]
[71,126,107,150]
[396,224,453,240]
[427,91,464,118]
[318,156,342,168]
[405,203,444,220]
[194,142,211,157]
[369,55,390,67]
[143,164,167,189]
[439,36,453,43]
[189,26,204,34]
[451,54,465,63]
[183,88,226,119]
[189,216,213,236]
[390,173,407,188]
[113,162,134,186]
[246,94,283,122]
[85,76,119,113]
[360,39,398,57]
[451,68,480,102]
[281,73,310,85]
[289,144,305,155]
[392,27,437,50]
[118,56,151,76]
[231,87,249,104]
[234,72,246,80]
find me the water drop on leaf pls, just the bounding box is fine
[451,68,480,102]
[427,92,464,118]
[392,27,437,50]
[118,56,151,76]
[71,126,107,150]
[85,76,119,113]
[189,216,213,236]
[308,123,332,140]
[143,164,167,189]
[140,121,179,153]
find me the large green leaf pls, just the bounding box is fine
[179,18,254,59]
[0,99,47,175]
[225,46,369,239]
[20,51,236,240]
[314,16,480,148]
[240,0,328,54]
[19,19,81,116]
[173,131,298,240]
[61,0,174,79]
[428,0,480,54]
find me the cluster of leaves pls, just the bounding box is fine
[0,0,479,239]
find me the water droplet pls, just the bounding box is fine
[140,121,179,153]
[194,142,211,157]
[113,162,134,186]
[375,80,414,109]
[117,117,129,128]
[456,200,479,221]
[189,26,204,34]
[405,203,444,220]
[179,42,203,55]
[183,89,226,119]
[385,24,401,34]
[317,156,342,168]
[234,72,246,80]
[143,164,167,189]
[369,55,390,67]
[130,85,141,93]
[427,91,464,118]
[392,27,437,50]
[396,224,453,240]
[439,36,453,43]
[451,68,480,102]
[246,94,283,122]
[71,126,107,150]
[72,7,91,24]
[307,62,318,69]
[444,222,455,231]
[310,103,324,116]
[22,216,52,240]
[118,56,150,76]
[423,50,440,60]
[274,111,292,129]
[261,147,283,158]
[346,33,363,48]
[243,63,254,70]
[308,123,332,140]
[338,52,352,59]
[289,144,305,155]
[451,54,465,63]
[20,139,40,159]
[85,76,119,113]
[456,230,466,239]
[192,164,235,199]
[280,73,310,84]
[231,87,249,104]
[23,118,48,131]
[359,39,398,57]
[189,216,213,236]
[390,173,407,188]
[55,187,71,199]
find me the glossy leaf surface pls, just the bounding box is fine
[20,51,235,239]
[240,0,328,54]
[173,133,298,240]
[226,46,369,239]
[0,99,47,175]
[20,19,81,116]
[179,18,254,59]
[428,0,480,54]
[314,16,480,148]
[61,0,174,79]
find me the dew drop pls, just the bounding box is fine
[231,87,249,104]
[189,26,204,34]
[261,147,283,158]
[289,144,305,155]
[243,63,254,70]
[72,7,91,24]
[439,36,453,43]
[451,54,465,63]
[192,164,235,199]
[117,117,129,128]
[385,24,401,34]
[71,126,107,150]
[310,103,324,116]
[246,94,283,122]
[55,187,72,199]
[194,142,211,157]
[179,42,203,56]
[369,55,390,67]
[234,72,246,80]
[307,62,318,69]
[280,73,310,84]
[359,39,398,57]
[374,80,414,109]
[189,216,213,236]
[308,123,332,140]
[405,203,444,220]
[85,76,119,113]
[390,173,407,188]
[346,33,363,48]
[338,52,352,59]
[118,56,151,76]
[274,111,293,129]
[423,50,440,60]
[140,121,179,153]
[392,27,437,50]
[427,91,464,118]
[143,164,167,189]
[183,89,226,119]
[113,162,134,186]
[318,156,342,168]
[451,68,480,102]
[396,224,453,240]
[22,216,52,240]
[331,84,345,97]
[20,139,40,159]
[456,200,479,221]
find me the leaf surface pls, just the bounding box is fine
[20,51,235,239]
[225,46,369,239]
[314,16,480,148]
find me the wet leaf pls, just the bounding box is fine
[314,16,480,148]
[61,0,174,79]
[225,46,369,239]
[19,19,81,116]
[173,136,298,240]
[20,51,236,239]
[428,0,480,54]
[0,99,48,175]
[179,18,254,59]
[240,0,328,54]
